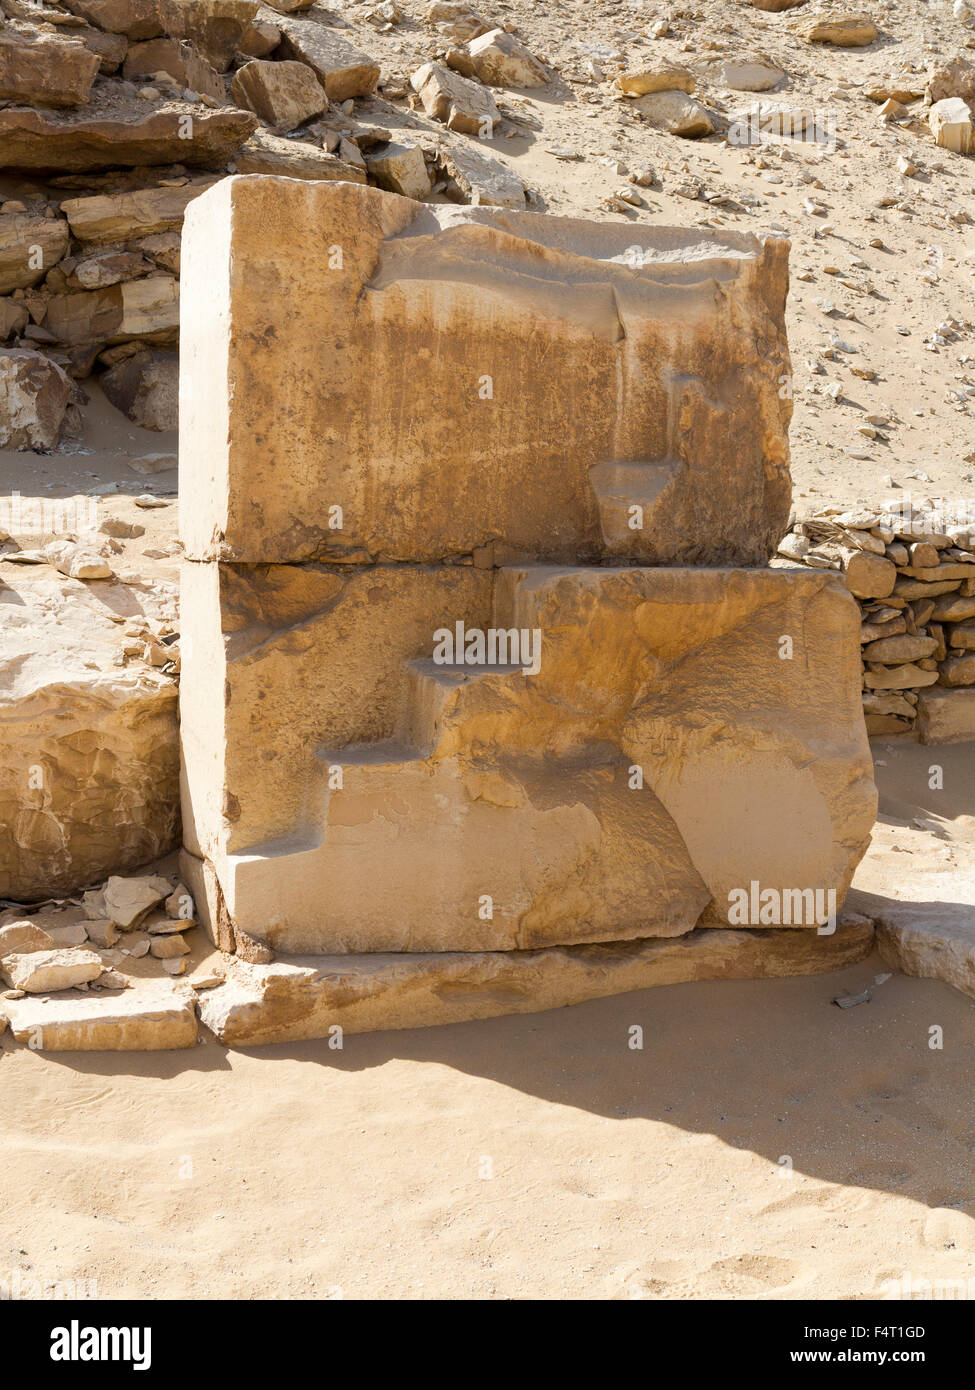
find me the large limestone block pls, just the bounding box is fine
[196,921,875,1045]
[180,562,875,954]
[179,177,792,566]
[0,101,257,171]
[1,981,198,1049]
[0,33,101,108]
[0,571,179,901]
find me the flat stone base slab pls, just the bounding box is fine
[1,981,198,1050]
[875,911,975,1002]
[197,922,875,1046]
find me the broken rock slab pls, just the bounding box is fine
[0,101,257,171]
[102,348,178,429]
[876,911,975,1004]
[0,571,179,901]
[929,97,974,155]
[159,0,261,72]
[61,182,215,245]
[233,128,367,180]
[365,141,432,199]
[439,140,524,207]
[410,60,500,134]
[45,277,179,348]
[0,214,70,294]
[707,57,785,92]
[230,57,328,129]
[1,979,198,1049]
[802,16,879,47]
[0,350,74,450]
[0,31,101,108]
[103,872,172,928]
[197,922,875,1045]
[1,948,102,993]
[634,90,717,138]
[122,37,226,101]
[275,11,380,100]
[466,28,548,88]
[61,0,165,39]
[179,177,792,566]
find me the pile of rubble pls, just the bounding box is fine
[0,868,220,1048]
[0,0,547,448]
[775,499,975,741]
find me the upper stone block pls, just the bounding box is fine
[179,176,793,566]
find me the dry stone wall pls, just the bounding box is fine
[775,500,975,743]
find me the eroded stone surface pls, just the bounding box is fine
[0,571,179,901]
[1,979,197,1048]
[179,178,793,566]
[196,922,876,1045]
[180,563,875,954]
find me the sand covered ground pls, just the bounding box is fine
[2,748,973,1302]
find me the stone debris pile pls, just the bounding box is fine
[775,500,975,742]
[0,869,218,1049]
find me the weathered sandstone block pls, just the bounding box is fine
[61,183,215,245]
[0,572,179,901]
[179,177,793,566]
[230,58,328,129]
[180,562,875,955]
[0,102,257,171]
[275,12,380,99]
[0,351,74,450]
[0,33,101,108]
[196,921,876,1045]
[0,214,70,295]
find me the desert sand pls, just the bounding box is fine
[2,749,973,1302]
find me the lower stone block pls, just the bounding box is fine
[916,688,975,744]
[180,562,877,955]
[195,921,876,1046]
